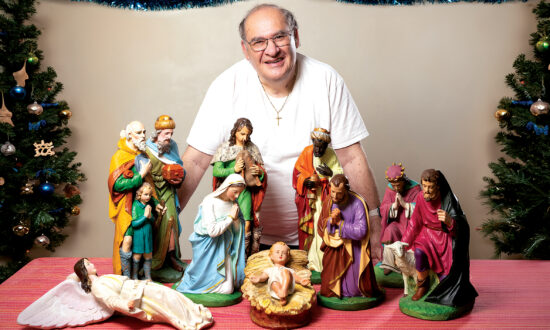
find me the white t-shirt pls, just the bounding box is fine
[187,53,368,246]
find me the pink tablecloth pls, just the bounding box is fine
[0,258,548,329]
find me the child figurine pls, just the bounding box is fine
[249,242,311,305]
[131,182,164,280]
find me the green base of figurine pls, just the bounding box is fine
[172,284,242,307]
[310,270,321,284]
[317,290,385,311]
[398,273,473,320]
[151,260,187,283]
[374,263,404,288]
[399,294,474,321]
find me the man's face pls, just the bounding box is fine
[240,7,299,86]
[421,179,440,201]
[312,139,328,157]
[156,129,173,154]
[330,182,347,204]
[157,129,173,143]
[389,179,406,194]
[128,122,146,151]
[235,126,251,146]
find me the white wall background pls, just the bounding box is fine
[29,0,537,260]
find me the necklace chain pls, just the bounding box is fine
[259,80,289,126]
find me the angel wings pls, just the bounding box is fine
[17,279,113,329]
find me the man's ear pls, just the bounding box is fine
[241,40,250,60]
[294,28,300,48]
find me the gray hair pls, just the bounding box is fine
[238,3,298,41]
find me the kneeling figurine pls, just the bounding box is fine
[398,169,478,320]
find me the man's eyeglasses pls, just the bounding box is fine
[246,32,293,52]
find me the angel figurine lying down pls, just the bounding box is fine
[17,258,213,330]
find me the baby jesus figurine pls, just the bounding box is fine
[249,242,311,305]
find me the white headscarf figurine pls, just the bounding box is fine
[176,173,248,297]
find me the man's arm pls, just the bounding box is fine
[334,142,382,263]
[177,145,213,208]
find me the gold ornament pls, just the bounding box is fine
[12,62,29,87]
[33,140,55,157]
[0,177,4,186]
[59,109,72,119]
[494,109,510,122]
[13,223,30,236]
[20,182,34,195]
[27,101,44,115]
[71,206,80,216]
[0,93,14,127]
[34,234,50,247]
[530,98,550,116]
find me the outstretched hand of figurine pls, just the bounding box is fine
[294,271,311,286]
[138,159,152,178]
[316,163,333,177]
[249,272,269,284]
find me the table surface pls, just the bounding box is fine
[1,258,549,329]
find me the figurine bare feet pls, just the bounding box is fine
[169,250,183,272]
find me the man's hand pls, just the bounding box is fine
[139,159,152,178]
[144,205,152,218]
[234,158,245,173]
[155,204,166,215]
[303,178,316,189]
[396,193,406,208]
[316,163,333,177]
[330,208,341,225]
[437,209,452,226]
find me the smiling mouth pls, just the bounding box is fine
[265,58,283,64]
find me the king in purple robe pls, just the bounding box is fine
[318,174,381,298]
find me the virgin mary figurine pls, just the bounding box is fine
[176,174,247,296]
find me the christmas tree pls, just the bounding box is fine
[0,0,85,282]
[481,1,550,260]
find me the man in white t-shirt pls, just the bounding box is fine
[179,3,382,262]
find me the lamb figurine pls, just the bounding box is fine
[383,241,417,296]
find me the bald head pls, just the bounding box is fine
[125,121,146,152]
[238,4,298,41]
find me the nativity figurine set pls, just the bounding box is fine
[18,118,477,329]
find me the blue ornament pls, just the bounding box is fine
[39,182,55,196]
[9,86,26,100]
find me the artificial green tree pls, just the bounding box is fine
[0,0,85,282]
[481,1,550,259]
